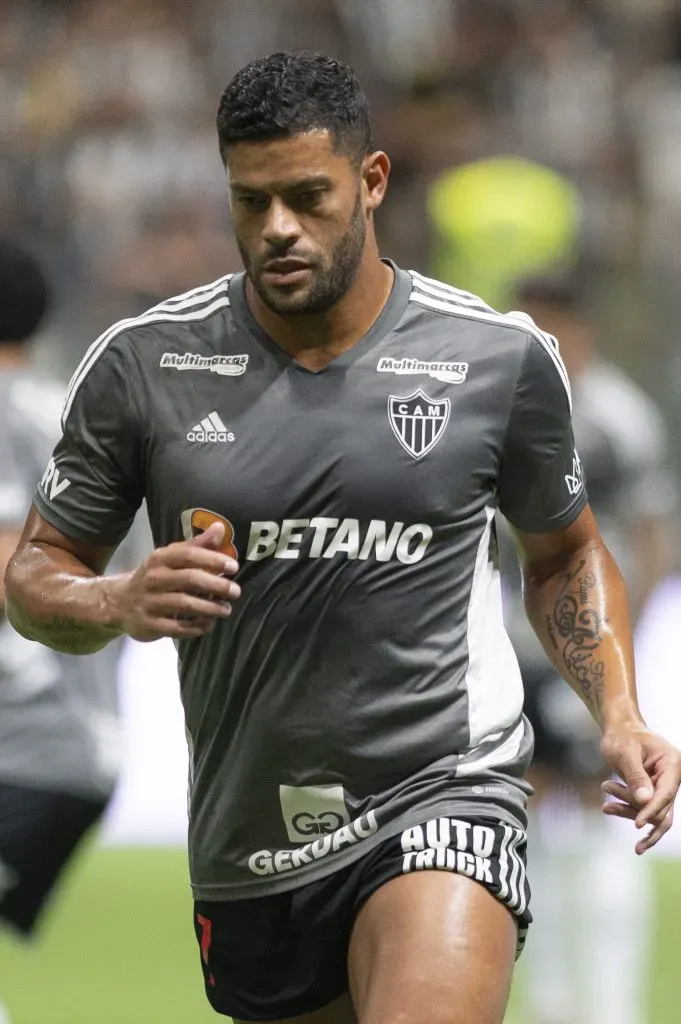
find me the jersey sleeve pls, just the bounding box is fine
[498,332,588,532]
[32,339,144,545]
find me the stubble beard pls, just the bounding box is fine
[240,190,367,317]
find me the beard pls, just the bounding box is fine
[239,189,366,316]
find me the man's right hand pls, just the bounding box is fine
[112,522,241,641]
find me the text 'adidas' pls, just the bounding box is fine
[187,412,235,443]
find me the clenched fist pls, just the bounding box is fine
[112,521,241,642]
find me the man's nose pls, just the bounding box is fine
[263,198,301,247]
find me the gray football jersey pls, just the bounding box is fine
[0,370,121,799]
[33,266,587,898]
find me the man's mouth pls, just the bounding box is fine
[262,259,313,286]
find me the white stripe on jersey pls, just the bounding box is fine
[63,274,232,414]
[456,506,524,754]
[457,719,526,777]
[62,276,233,425]
[158,274,233,307]
[409,269,493,310]
[507,309,562,358]
[409,286,572,409]
[409,276,491,311]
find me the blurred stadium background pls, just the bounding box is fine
[2,0,681,1021]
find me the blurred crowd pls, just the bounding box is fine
[2,0,681,480]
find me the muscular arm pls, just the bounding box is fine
[5,507,241,656]
[514,504,680,852]
[5,507,125,654]
[515,505,639,730]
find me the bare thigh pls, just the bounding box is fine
[347,872,517,1024]
[232,993,357,1024]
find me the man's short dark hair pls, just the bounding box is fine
[216,52,373,165]
[0,239,51,343]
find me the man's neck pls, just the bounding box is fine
[245,249,394,372]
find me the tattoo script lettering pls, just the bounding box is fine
[552,561,605,714]
[545,614,558,650]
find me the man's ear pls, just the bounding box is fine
[362,151,391,213]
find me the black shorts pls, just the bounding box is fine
[522,663,603,777]
[0,780,108,937]
[193,814,531,1021]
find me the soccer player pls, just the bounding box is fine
[5,53,680,1024]
[0,240,123,1023]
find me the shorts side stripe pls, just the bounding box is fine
[512,831,529,916]
[506,829,524,911]
[498,825,513,901]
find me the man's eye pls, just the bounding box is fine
[239,196,269,210]
[295,191,324,204]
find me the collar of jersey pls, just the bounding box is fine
[228,259,412,374]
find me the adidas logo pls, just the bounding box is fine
[186,412,235,443]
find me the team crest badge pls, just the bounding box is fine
[388,389,450,460]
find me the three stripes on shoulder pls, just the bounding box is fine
[62,275,234,425]
[408,270,571,407]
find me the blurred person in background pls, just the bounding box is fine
[0,240,125,1024]
[500,271,677,1024]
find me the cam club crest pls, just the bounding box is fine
[388,388,451,460]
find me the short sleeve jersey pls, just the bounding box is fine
[33,266,587,898]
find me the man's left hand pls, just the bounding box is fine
[601,725,681,854]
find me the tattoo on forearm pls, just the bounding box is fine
[552,560,605,713]
[545,614,558,650]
